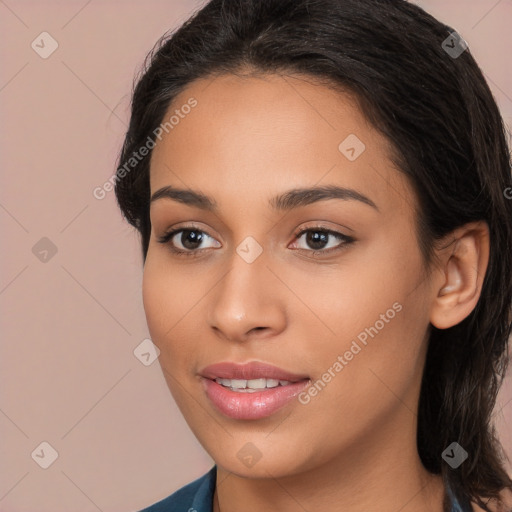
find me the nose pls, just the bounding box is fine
[207,246,287,343]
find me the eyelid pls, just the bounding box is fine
[157,222,355,257]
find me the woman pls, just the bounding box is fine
[114,0,512,510]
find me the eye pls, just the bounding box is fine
[156,224,354,258]
[289,227,355,255]
[157,226,221,256]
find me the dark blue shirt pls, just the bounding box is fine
[138,465,472,511]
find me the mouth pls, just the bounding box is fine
[200,360,309,382]
[199,361,310,420]
[213,377,298,392]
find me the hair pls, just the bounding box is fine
[114,0,512,509]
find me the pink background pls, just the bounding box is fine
[1,1,511,511]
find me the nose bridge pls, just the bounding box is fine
[207,241,286,340]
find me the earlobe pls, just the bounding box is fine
[429,222,490,330]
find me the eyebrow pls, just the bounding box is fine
[150,184,379,212]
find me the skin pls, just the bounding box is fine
[143,72,490,512]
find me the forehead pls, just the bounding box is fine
[149,72,412,217]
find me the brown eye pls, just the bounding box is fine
[173,229,206,250]
[290,228,355,255]
[157,227,221,255]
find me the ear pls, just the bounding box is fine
[429,221,490,329]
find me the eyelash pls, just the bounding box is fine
[156,224,355,258]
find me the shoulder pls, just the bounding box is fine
[138,466,217,512]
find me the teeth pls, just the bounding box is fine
[215,378,292,391]
[230,379,247,389]
[247,378,266,389]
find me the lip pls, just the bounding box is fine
[200,361,310,420]
[200,361,309,382]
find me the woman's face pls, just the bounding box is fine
[143,72,436,478]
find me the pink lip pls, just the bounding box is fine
[200,361,309,382]
[200,361,310,420]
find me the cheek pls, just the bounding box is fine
[281,243,406,344]
[142,256,189,356]
[142,261,169,341]
[289,236,428,398]
[142,253,215,375]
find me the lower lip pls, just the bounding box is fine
[202,378,310,420]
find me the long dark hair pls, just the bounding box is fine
[114,0,512,509]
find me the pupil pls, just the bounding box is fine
[307,231,328,250]
[182,230,203,249]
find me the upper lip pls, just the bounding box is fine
[200,361,309,382]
